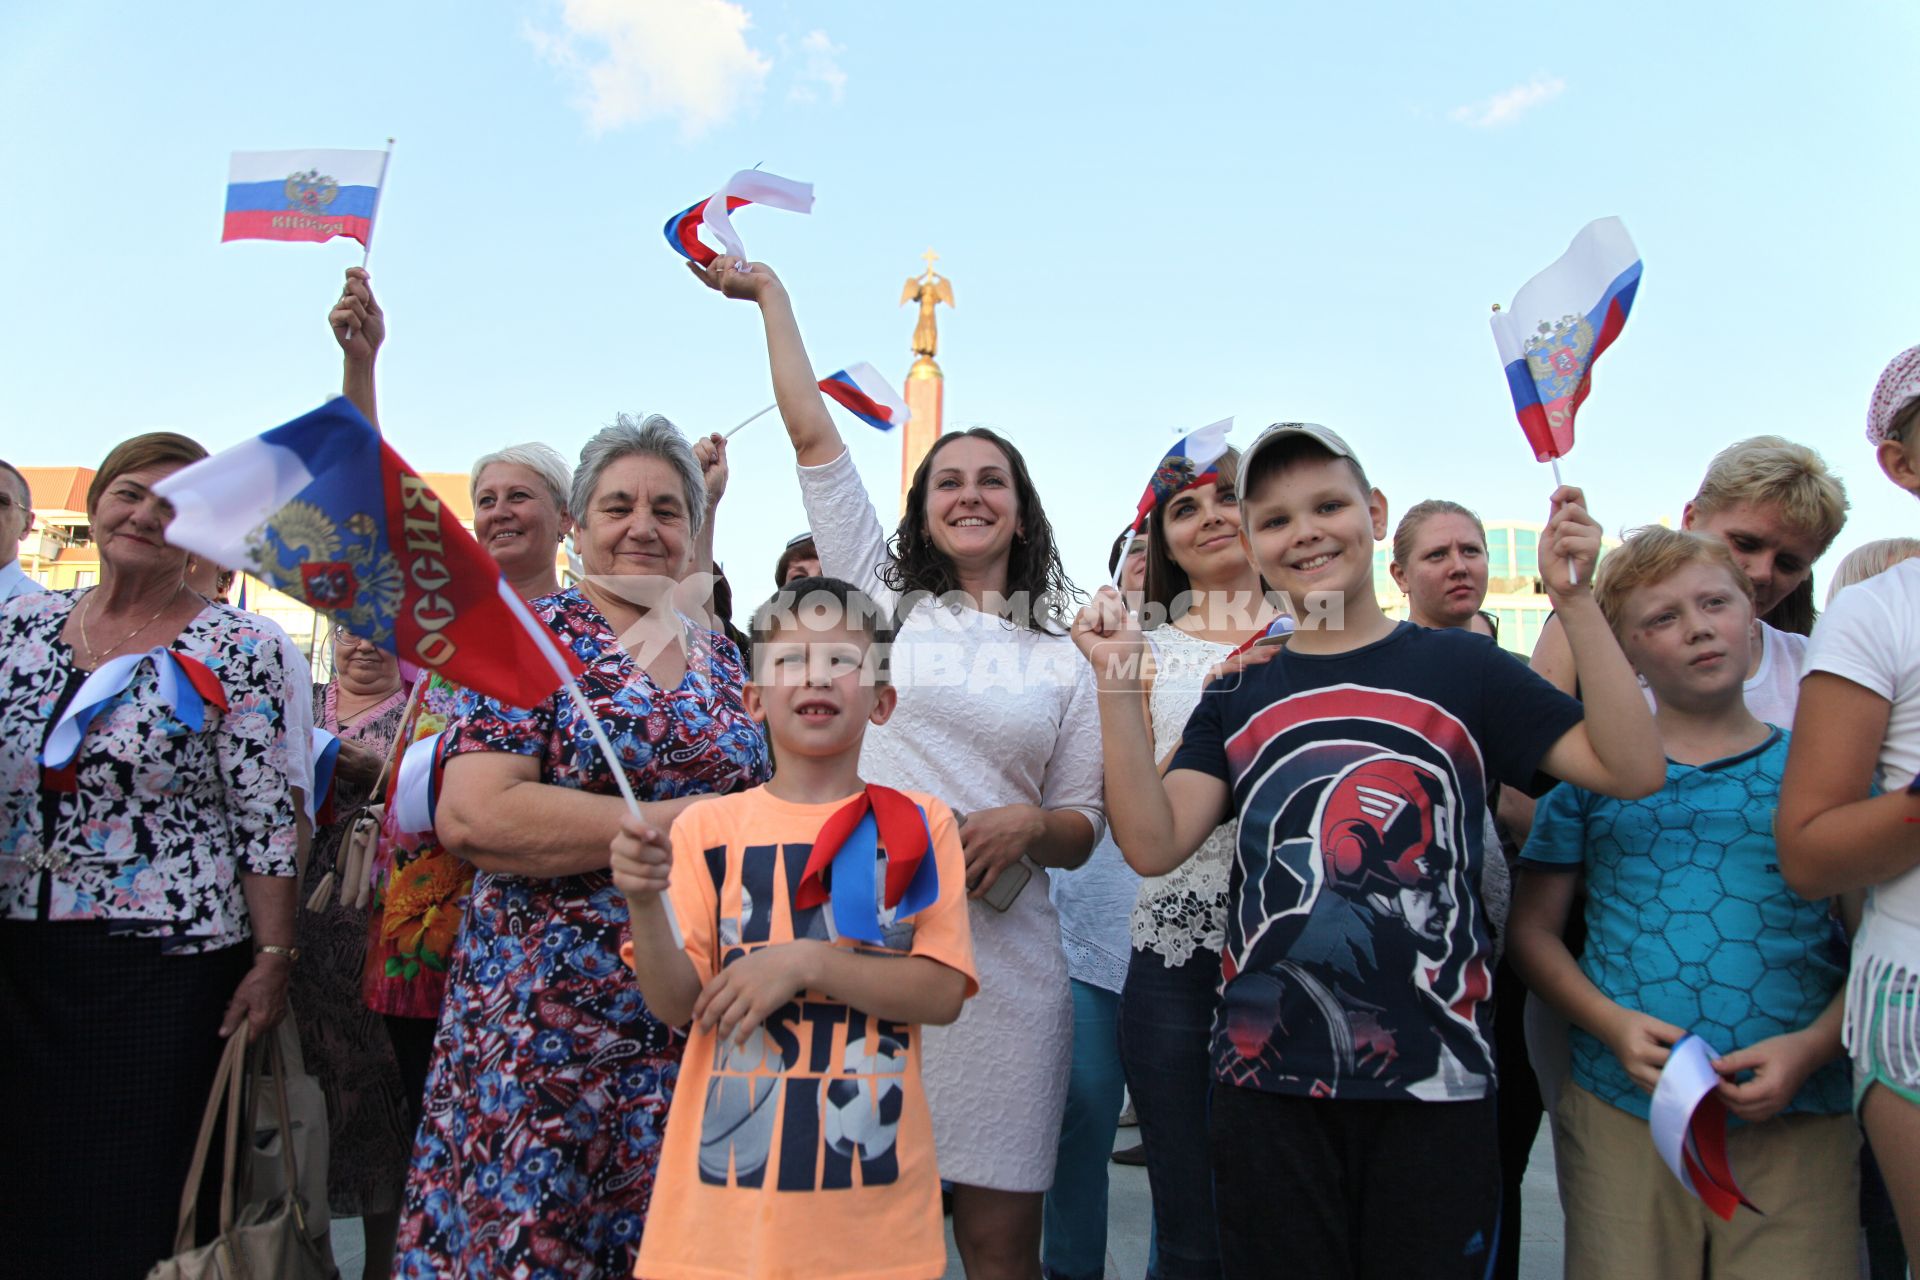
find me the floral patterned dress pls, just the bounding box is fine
[394,588,769,1279]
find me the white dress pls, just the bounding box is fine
[797,448,1107,1191]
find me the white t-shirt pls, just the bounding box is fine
[1641,620,1806,727]
[1803,560,1920,1028]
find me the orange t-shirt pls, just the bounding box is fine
[629,786,977,1280]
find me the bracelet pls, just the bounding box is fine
[257,944,300,964]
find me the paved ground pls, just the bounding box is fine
[332,1129,1565,1278]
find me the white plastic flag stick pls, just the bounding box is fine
[724,403,777,439]
[1549,457,1578,587]
[1110,525,1139,589]
[345,137,395,345]
[497,583,685,948]
[361,138,394,270]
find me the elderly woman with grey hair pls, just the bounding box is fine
[392,414,770,1278]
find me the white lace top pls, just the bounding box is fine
[1131,626,1237,965]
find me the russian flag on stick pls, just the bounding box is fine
[223,149,389,247]
[153,398,582,710]
[819,363,912,432]
[1132,418,1233,530]
[1490,217,1642,463]
[1110,418,1232,586]
[662,169,813,266]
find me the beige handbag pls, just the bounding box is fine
[146,1022,335,1280]
[241,1021,333,1259]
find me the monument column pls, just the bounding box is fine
[898,250,953,514]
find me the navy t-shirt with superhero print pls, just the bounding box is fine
[1171,622,1584,1102]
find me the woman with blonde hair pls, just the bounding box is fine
[1389,499,1498,638]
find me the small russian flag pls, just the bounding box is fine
[1491,217,1642,463]
[1132,418,1234,530]
[819,363,912,432]
[223,148,388,247]
[662,169,813,267]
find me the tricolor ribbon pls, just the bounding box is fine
[41,648,229,774]
[1649,1035,1763,1221]
[794,785,939,945]
[391,730,446,836]
[310,728,343,824]
[662,169,814,267]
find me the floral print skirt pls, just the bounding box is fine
[394,871,681,1279]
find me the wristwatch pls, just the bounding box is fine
[257,944,300,963]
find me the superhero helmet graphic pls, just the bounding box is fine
[1315,756,1452,896]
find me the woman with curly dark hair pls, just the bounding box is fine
[692,254,1105,1280]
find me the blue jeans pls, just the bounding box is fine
[1120,945,1223,1280]
[1042,979,1127,1280]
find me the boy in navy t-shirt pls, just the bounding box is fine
[1072,423,1664,1278]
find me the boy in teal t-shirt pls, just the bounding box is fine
[1512,526,1856,1280]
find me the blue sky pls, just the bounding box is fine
[4,1,1917,601]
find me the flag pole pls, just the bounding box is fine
[345,138,394,345]
[1110,524,1139,589]
[497,584,685,948]
[560,677,684,949]
[362,137,395,271]
[1549,457,1578,587]
[724,403,777,440]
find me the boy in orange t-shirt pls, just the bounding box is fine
[614,576,977,1280]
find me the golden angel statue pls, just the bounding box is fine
[901,250,955,359]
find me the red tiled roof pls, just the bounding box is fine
[17,466,94,514]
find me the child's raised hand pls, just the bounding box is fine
[1713,1032,1827,1123]
[610,813,672,907]
[1539,485,1602,599]
[686,253,784,304]
[693,941,822,1047]
[1071,585,1147,687]
[1602,1007,1686,1093]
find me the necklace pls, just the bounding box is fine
[78,582,186,667]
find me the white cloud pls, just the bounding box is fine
[1449,75,1566,128]
[787,29,846,105]
[526,0,773,137]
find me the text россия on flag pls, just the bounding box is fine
[153,398,583,710]
[223,148,388,247]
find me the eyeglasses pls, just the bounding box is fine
[331,630,377,650]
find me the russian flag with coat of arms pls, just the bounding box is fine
[1132,418,1233,530]
[223,148,388,247]
[1490,217,1642,463]
[153,398,583,710]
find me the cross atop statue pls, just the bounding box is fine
[901,248,955,359]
